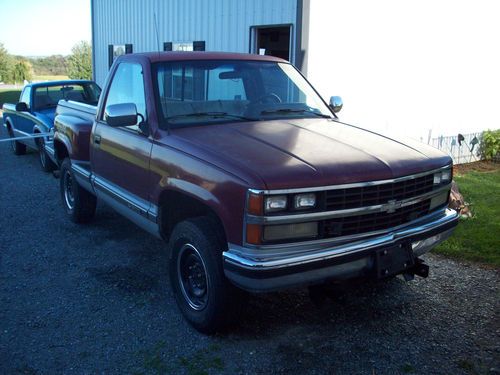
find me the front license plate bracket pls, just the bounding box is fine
[376,244,414,278]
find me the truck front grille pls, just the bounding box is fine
[321,199,431,238]
[325,173,434,210]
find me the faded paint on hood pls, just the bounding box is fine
[168,118,452,190]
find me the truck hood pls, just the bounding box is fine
[170,118,452,189]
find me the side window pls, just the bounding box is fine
[20,87,31,108]
[104,63,146,130]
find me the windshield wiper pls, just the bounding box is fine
[165,111,257,121]
[260,108,332,119]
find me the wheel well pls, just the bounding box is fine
[54,140,69,165]
[5,120,12,132]
[158,190,226,243]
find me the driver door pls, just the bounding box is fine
[91,62,153,213]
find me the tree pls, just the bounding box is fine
[11,59,33,83]
[0,43,13,83]
[28,55,68,76]
[67,41,92,80]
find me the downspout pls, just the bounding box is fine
[295,0,310,76]
[90,0,96,82]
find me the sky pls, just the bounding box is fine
[0,0,90,56]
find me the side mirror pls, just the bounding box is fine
[329,96,343,113]
[15,102,29,112]
[104,103,138,127]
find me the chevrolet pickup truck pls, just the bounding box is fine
[53,52,459,333]
[2,80,101,171]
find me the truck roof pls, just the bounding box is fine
[26,80,95,89]
[117,51,288,64]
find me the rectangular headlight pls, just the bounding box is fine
[433,173,442,185]
[294,193,316,210]
[441,169,452,182]
[263,222,318,242]
[265,195,287,213]
[433,168,452,185]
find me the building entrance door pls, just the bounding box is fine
[251,25,291,62]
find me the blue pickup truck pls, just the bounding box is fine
[2,80,101,171]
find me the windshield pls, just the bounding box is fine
[33,82,101,110]
[153,60,333,128]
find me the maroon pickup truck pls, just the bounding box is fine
[53,52,459,333]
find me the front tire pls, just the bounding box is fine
[37,137,56,172]
[168,217,243,334]
[60,158,96,223]
[8,126,26,155]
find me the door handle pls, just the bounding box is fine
[94,135,101,145]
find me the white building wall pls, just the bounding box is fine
[92,0,298,86]
[306,0,499,142]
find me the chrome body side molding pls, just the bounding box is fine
[70,161,160,238]
[71,162,93,192]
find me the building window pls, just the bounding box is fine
[193,41,205,51]
[163,41,206,52]
[108,44,133,68]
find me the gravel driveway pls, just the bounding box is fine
[0,126,498,375]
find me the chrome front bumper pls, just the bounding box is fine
[223,208,459,292]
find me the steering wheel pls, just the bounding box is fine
[255,93,282,104]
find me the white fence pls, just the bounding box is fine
[429,132,482,165]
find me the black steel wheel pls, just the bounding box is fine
[60,158,96,223]
[62,166,75,210]
[37,137,56,172]
[7,126,26,155]
[168,217,245,333]
[177,243,209,311]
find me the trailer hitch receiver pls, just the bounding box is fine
[403,258,429,280]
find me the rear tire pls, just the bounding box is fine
[60,158,96,223]
[7,126,26,155]
[168,217,244,334]
[37,137,56,172]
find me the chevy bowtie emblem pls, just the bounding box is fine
[385,199,402,213]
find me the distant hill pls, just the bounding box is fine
[20,55,69,76]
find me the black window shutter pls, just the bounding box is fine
[125,44,133,54]
[193,41,205,51]
[163,42,172,51]
[108,45,114,68]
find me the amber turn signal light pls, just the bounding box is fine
[247,193,263,215]
[246,224,262,245]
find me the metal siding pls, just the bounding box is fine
[92,0,298,86]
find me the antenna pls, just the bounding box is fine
[154,12,161,57]
[153,12,168,134]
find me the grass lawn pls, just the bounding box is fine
[0,88,22,108]
[433,162,500,268]
[1,76,70,107]
[33,75,69,81]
